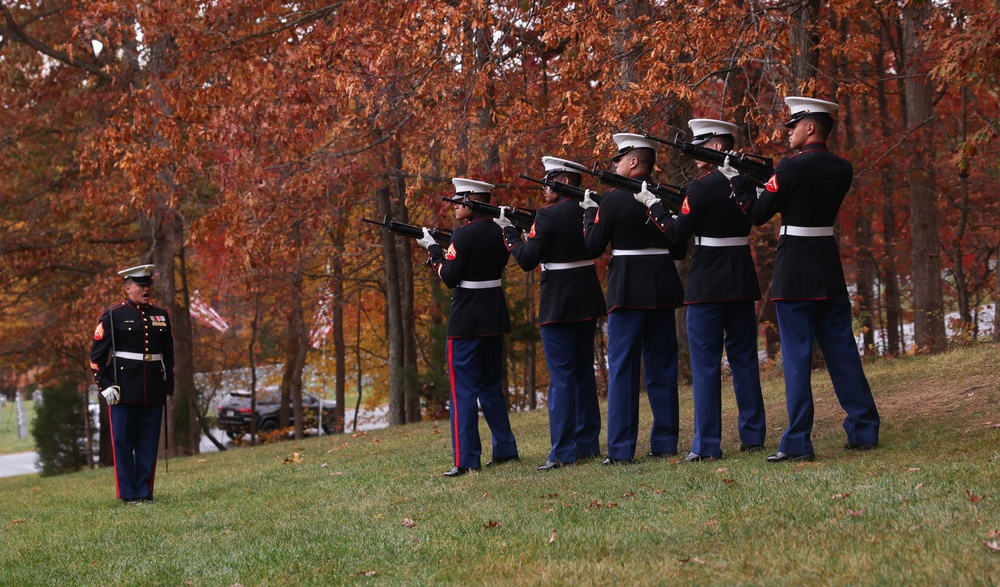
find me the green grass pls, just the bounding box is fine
[1,346,999,586]
[0,399,35,455]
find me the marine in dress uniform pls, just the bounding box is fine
[417,178,520,477]
[637,119,767,462]
[581,134,686,464]
[90,264,174,503]
[741,97,881,462]
[497,157,607,470]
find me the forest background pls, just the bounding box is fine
[1,0,998,459]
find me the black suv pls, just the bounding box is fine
[216,388,337,438]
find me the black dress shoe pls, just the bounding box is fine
[647,450,678,459]
[740,444,765,453]
[766,451,815,463]
[844,442,878,451]
[536,460,569,471]
[682,452,715,462]
[442,466,479,477]
[484,455,520,467]
[601,457,633,465]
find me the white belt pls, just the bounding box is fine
[610,248,672,256]
[695,236,749,247]
[458,279,502,289]
[541,260,594,271]
[780,225,834,237]
[115,351,164,361]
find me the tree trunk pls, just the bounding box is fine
[376,183,406,426]
[390,143,421,424]
[332,230,347,434]
[902,2,947,353]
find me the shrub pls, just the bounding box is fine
[31,380,92,477]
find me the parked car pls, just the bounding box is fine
[216,388,337,438]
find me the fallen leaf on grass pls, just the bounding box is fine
[373,438,383,444]
[704,519,719,528]
[483,520,500,529]
[402,518,415,528]
[847,509,865,517]
[983,540,1000,553]
[907,467,920,472]
[679,557,706,564]
[541,493,559,499]
[914,483,924,490]
[622,491,636,497]
[282,452,302,464]
[351,431,367,438]
[722,479,737,486]
[715,467,728,474]
[359,570,377,577]
[986,530,1000,539]
[549,530,557,544]
[483,492,492,500]
[831,493,851,500]
[11,519,29,525]
[320,462,329,468]
[967,490,986,503]
[197,459,207,463]
[585,500,619,511]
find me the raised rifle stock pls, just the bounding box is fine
[517,174,602,204]
[559,161,684,212]
[362,216,452,246]
[644,133,775,186]
[441,196,536,231]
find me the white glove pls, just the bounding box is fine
[101,385,121,405]
[719,155,740,180]
[755,186,765,198]
[415,227,436,250]
[579,190,598,210]
[633,181,659,208]
[493,206,513,229]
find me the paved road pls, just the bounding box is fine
[0,451,39,478]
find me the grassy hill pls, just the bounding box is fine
[1,344,998,586]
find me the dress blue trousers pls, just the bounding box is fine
[447,336,518,469]
[540,320,602,463]
[605,308,679,460]
[775,298,881,455]
[687,301,767,458]
[108,403,163,501]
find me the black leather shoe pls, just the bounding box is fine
[484,455,520,467]
[647,450,678,459]
[682,452,715,462]
[536,460,570,471]
[601,457,633,465]
[844,442,878,451]
[740,444,765,453]
[442,466,479,477]
[766,451,815,463]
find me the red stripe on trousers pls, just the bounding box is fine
[447,339,460,467]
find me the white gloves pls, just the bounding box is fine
[579,190,598,210]
[493,207,513,229]
[101,385,121,405]
[719,155,740,180]
[416,227,436,250]
[755,186,765,198]
[633,181,659,208]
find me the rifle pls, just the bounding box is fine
[644,133,774,186]
[517,174,602,205]
[441,196,536,231]
[362,216,452,246]
[560,161,685,213]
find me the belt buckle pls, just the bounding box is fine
[143,353,153,361]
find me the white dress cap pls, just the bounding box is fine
[541,156,584,176]
[612,133,659,159]
[452,177,495,195]
[118,264,156,284]
[783,96,839,127]
[688,118,738,145]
